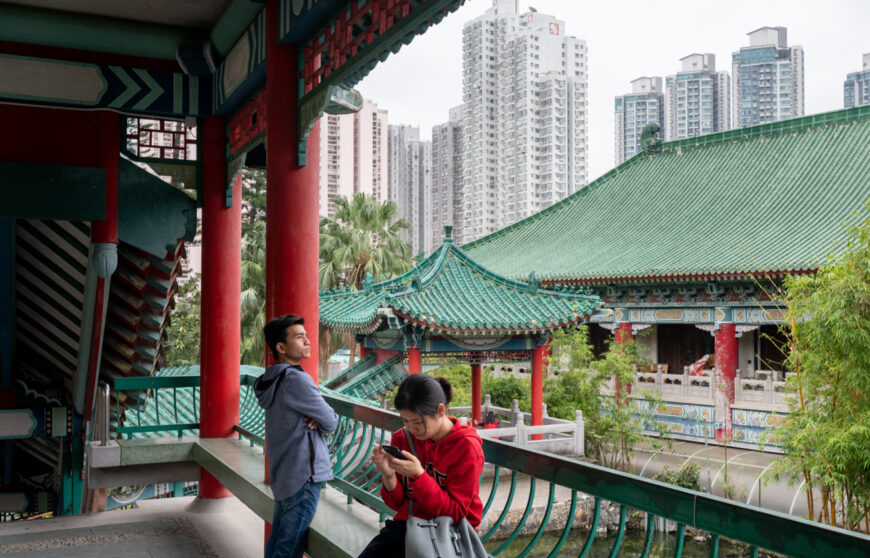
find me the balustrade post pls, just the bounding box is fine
[574,410,585,457]
[515,412,526,447]
[511,399,520,425]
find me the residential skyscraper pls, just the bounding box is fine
[431,105,464,245]
[461,0,587,243]
[387,125,432,255]
[614,77,664,165]
[732,27,804,128]
[844,53,870,108]
[665,54,730,141]
[318,100,387,217]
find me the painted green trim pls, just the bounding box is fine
[0,4,200,61]
[0,162,105,221]
[51,407,68,438]
[0,54,107,106]
[210,0,264,57]
[118,158,197,257]
[0,409,37,439]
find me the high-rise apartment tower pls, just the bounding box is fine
[460,0,587,243]
[614,77,664,165]
[732,27,804,128]
[665,54,730,141]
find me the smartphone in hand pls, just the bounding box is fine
[381,445,408,460]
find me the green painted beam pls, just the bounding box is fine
[192,438,274,521]
[117,437,196,466]
[118,158,197,258]
[307,486,382,558]
[0,4,200,61]
[210,0,265,57]
[0,162,104,220]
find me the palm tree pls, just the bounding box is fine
[319,194,413,372]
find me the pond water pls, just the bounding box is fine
[487,528,749,557]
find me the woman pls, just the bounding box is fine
[358,374,486,558]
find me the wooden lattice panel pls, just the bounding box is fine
[125,117,196,161]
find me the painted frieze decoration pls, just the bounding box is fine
[296,0,464,163]
[732,408,786,445]
[0,54,208,117]
[213,9,267,116]
[629,399,715,439]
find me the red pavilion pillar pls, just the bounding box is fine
[614,321,634,406]
[714,309,737,442]
[199,116,242,499]
[531,342,547,440]
[265,4,319,377]
[471,363,482,426]
[408,348,422,375]
[82,111,120,420]
[263,0,321,536]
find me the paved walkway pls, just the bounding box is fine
[0,496,263,558]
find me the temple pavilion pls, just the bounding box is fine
[319,225,602,427]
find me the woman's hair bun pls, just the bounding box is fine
[436,377,453,406]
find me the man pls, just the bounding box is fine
[255,314,338,558]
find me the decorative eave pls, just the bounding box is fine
[318,226,603,336]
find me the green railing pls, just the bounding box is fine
[113,376,870,557]
[320,392,870,558]
[114,375,200,437]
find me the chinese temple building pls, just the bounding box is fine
[319,226,602,427]
[461,107,870,444]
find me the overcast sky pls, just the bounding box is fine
[356,0,870,182]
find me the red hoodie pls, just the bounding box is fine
[381,417,485,527]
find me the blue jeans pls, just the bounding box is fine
[265,481,321,558]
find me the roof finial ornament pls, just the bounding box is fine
[526,271,540,293]
[363,272,373,293]
[641,122,662,154]
[444,225,453,243]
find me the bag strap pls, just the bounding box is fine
[403,427,418,518]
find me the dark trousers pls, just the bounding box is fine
[265,481,321,558]
[358,519,406,558]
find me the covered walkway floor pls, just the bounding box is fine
[0,495,262,557]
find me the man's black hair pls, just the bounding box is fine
[264,314,305,360]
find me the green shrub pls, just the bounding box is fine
[654,463,701,491]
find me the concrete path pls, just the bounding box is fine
[0,496,263,558]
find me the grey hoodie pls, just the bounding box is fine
[254,363,338,501]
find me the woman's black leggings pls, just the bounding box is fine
[357,519,406,558]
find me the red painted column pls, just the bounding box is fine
[471,363,482,426]
[714,322,738,442]
[265,1,319,380]
[408,348,422,374]
[91,111,119,245]
[82,111,120,420]
[375,349,398,364]
[263,0,320,537]
[614,322,634,406]
[199,117,242,499]
[531,344,546,439]
[359,346,367,359]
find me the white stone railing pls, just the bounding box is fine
[450,395,585,456]
[735,371,792,407]
[632,367,715,399]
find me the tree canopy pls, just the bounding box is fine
[766,201,870,531]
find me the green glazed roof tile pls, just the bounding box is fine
[462,106,870,283]
[319,239,602,334]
